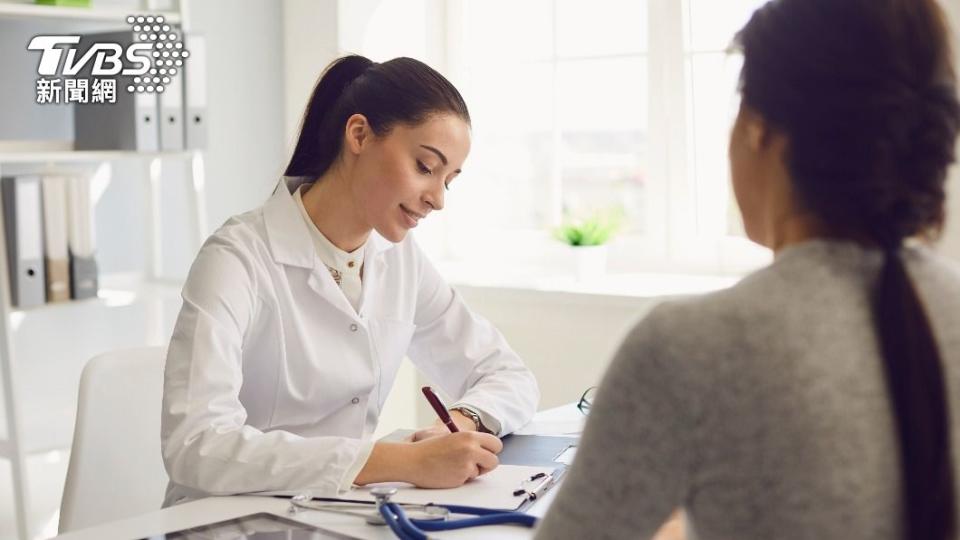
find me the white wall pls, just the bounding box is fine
[940,0,960,260]
[453,287,657,409]
[376,287,662,435]
[282,0,340,153]
[280,0,439,157]
[185,0,287,238]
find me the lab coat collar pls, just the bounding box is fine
[263,176,396,270]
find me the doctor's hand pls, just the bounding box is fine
[406,431,504,488]
[353,433,503,489]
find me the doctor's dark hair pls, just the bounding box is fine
[735,0,960,538]
[284,55,471,178]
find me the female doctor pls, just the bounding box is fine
[160,55,539,505]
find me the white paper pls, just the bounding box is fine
[258,464,555,511]
[355,464,554,510]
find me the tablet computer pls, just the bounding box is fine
[142,511,353,539]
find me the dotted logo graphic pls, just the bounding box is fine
[125,15,189,94]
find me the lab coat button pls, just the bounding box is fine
[349,323,358,332]
[351,397,360,404]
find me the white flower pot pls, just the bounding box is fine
[571,244,608,282]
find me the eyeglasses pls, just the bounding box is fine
[577,386,597,415]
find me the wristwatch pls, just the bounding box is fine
[451,406,490,434]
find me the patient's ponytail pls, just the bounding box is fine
[876,247,955,538]
[284,54,470,179]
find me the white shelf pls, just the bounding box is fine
[0,150,193,163]
[0,142,194,163]
[0,2,180,23]
[10,273,182,316]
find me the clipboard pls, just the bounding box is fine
[498,434,577,467]
[379,430,577,468]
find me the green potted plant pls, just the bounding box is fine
[554,209,623,281]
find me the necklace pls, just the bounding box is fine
[325,265,342,286]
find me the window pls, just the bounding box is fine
[443,0,650,242]
[683,0,769,239]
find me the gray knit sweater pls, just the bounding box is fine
[535,240,960,540]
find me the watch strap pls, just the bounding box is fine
[451,406,490,434]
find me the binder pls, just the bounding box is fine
[41,176,71,302]
[183,34,207,149]
[65,176,98,300]
[73,31,160,152]
[134,92,160,152]
[159,62,185,151]
[1,176,47,308]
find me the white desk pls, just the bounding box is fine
[52,405,585,540]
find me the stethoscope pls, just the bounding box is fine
[288,486,538,539]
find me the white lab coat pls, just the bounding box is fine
[160,176,539,505]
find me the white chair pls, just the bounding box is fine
[59,346,169,533]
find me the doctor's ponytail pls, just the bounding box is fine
[284,56,373,179]
[284,55,470,179]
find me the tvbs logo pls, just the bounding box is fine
[29,15,187,104]
[28,35,151,77]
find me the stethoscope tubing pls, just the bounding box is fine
[380,502,428,540]
[379,501,538,538]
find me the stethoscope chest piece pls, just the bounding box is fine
[369,487,398,526]
[370,486,399,505]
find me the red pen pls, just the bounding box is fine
[421,386,460,433]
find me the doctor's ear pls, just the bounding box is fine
[343,114,372,155]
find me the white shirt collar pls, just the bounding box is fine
[262,176,394,270]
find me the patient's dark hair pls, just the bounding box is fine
[285,55,470,178]
[735,0,960,538]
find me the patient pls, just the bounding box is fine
[536,0,960,538]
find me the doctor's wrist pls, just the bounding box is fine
[353,442,417,486]
[448,410,481,432]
